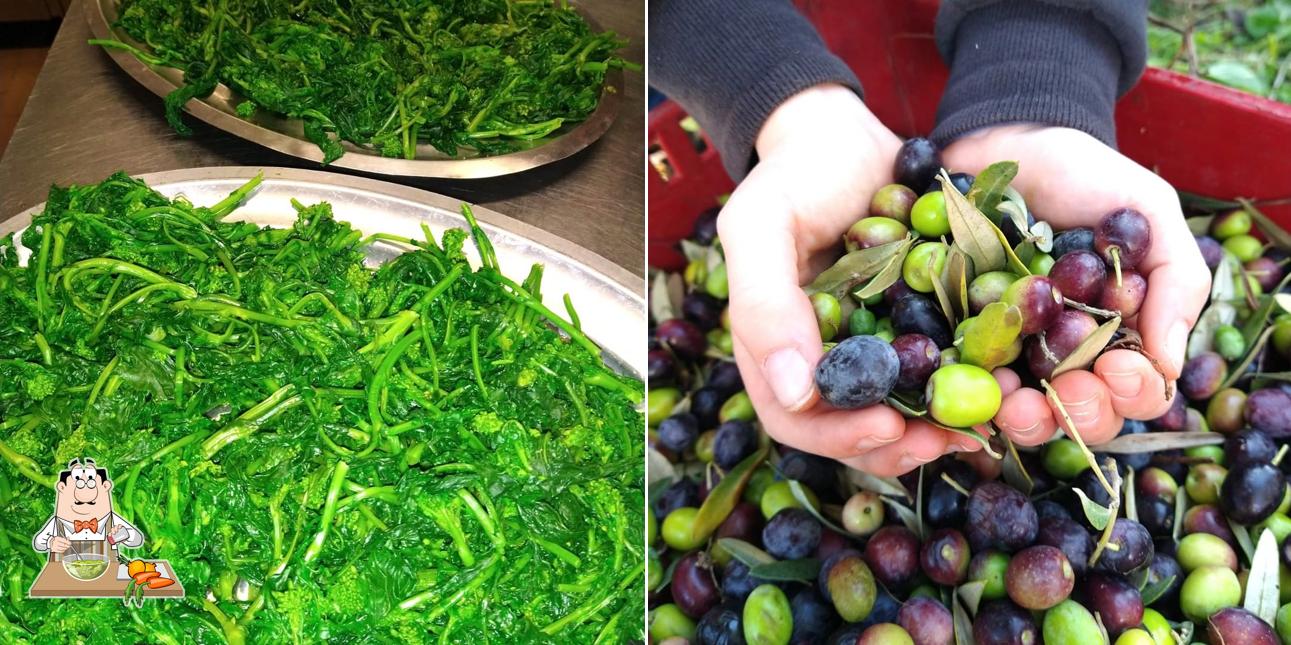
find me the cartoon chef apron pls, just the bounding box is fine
[31,458,144,567]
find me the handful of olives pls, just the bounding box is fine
[809,138,1155,432]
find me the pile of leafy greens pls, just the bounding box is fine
[0,173,644,643]
[92,0,632,162]
[1149,0,1291,104]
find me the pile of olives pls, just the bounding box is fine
[649,138,1291,644]
[809,138,1156,429]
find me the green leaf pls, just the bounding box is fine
[749,558,821,582]
[952,592,974,645]
[1094,431,1225,454]
[883,496,924,541]
[994,224,1032,276]
[717,538,775,568]
[940,170,1006,273]
[1073,487,1113,531]
[1206,61,1270,95]
[1188,302,1237,360]
[1217,325,1276,391]
[1229,519,1255,564]
[846,469,911,500]
[1244,528,1281,624]
[947,247,972,318]
[807,237,914,300]
[1244,199,1291,252]
[1052,316,1122,377]
[1001,438,1034,497]
[965,161,1018,217]
[649,271,681,323]
[789,480,849,535]
[1187,215,1216,236]
[854,238,914,300]
[957,580,988,616]
[930,252,959,329]
[690,446,768,543]
[1140,575,1176,607]
[959,302,1023,372]
[1173,486,1187,544]
[1124,465,1138,523]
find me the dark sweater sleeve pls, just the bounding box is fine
[932,0,1148,148]
[649,0,862,181]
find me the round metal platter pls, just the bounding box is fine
[2,167,645,376]
[85,0,625,179]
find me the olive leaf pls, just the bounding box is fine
[648,448,677,486]
[1186,215,1215,236]
[680,239,709,263]
[854,237,915,300]
[789,480,850,535]
[956,580,988,616]
[649,271,682,323]
[1277,293,1291,315]
[1229,519,1255,563]
[654,555,681,593]
[883,496,925,541]
[1093,431,1225,454]
[1173,486,1187,544]
[749,558,821,582]
[916,465,926,542]
[1014,239,1036,266]
[847,469,911,501]
[1029,221,1054,253]
[1073,488,1114,531]
[1244,528,1281,624]
[940,170,1006,273]
[1188,302,1237,360]
[993,225,1032,276]
[965,161,1019,217]
[923,420,1002,459]
[930,253,959,329]
[1212,254,1240,303]
[1179,192,1239,213]
[1173,621,1195,645]
[1123,466,1138,523]
[1001,438,1035,496]
[1254,371,1291,384]
[998,187,1031,236]
[1217,324,1276,391]
[885,394,927,418]
[1244,274,1291,344]
[952,593,974,645]
[717,538,776,567]
[808,237,914,300]
[690,446,768,543]
[947,247,972,317]
[960,302,1023,372]
[1240,198,1291,252]
[1140,575,1177,607]
[1051,316,1122,378]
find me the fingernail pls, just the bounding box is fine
[1001,418,1043,437]
[856,434,901,452]
[763,348,814,412]
[897,453,937,471]
[1102,369,1143,399]
[1167,321,1189,373]
[1060,393,1102,425]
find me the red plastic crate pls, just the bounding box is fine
[648,0,1291,270]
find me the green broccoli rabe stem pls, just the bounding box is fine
[0,430,53,489]
[174,298,311,328]
[302,460,349,563]
[201,385,302,458]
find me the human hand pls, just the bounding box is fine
[719,84,984,476]
[942,125,1211,447]
[49,536,71,554]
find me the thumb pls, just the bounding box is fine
[718,184,823,412]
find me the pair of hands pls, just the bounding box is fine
[49,527,127,553]
[719,84,1212,476]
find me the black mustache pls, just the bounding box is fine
[72,501,94,505]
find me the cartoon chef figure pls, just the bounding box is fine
[32,458,143,557]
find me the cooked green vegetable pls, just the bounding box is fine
[0,173,643,642]
[91,0,633,162]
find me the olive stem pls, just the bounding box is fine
[1110,247,1123,288]
[1274,444,1289,468]
[939,472,971,497]
[1041,380,1115,497]
[1063,298,1120,319]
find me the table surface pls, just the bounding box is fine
[29,557,185,598]
[0,0,645,277]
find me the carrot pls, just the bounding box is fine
[127,559,146,577]
[132,571,160,584]
[144,562,157,573]
[147,577,174,589]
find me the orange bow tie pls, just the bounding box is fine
[73,518,98,533]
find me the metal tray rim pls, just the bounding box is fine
[85,0,625,179]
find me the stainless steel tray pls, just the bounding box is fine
[2,167,645,376]
[86,0,624,179]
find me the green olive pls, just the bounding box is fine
[968,271,1018,314]
[841,491,884,536]
[708,328,734,355]
[695,430,717,463]
[846,216,910,253]
[1278,485,1291,515]
[1223,234,1265,263]
[647,510,659,545]
[1185,463,1227,505]
[969,550,1010,601]
[684,259,707,288]
[911,191,950,237]
[1256,512,1291,546]
[1177,533,1238,571]
[1211,209,1253,240]
[812,292,843,341]
[1273,314,1291,358]
[743,584,793,645]
[858,624,914,644]
[661,507,705,551]
[1141,608,1172,645]
[849,307,878,336]
[720,391,756,423]
[1214,324,1246,362]
[1278,603,1291,645]
[1028,252,1055,276]
[706,263,729,299]
[1042,439,1090,480]
[925,364,1002,428]
[743,467,776,505]
[1041,599,1102,645]
[648,388,681,427]
[760,480,817,519]
[1184,444,1225,466]
[1113,629,1154,645]
[874,317,896,342]
[902,242,950,293]
[650,604,697,642]
[648,550,663,588]
[1181,565,1242,621]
